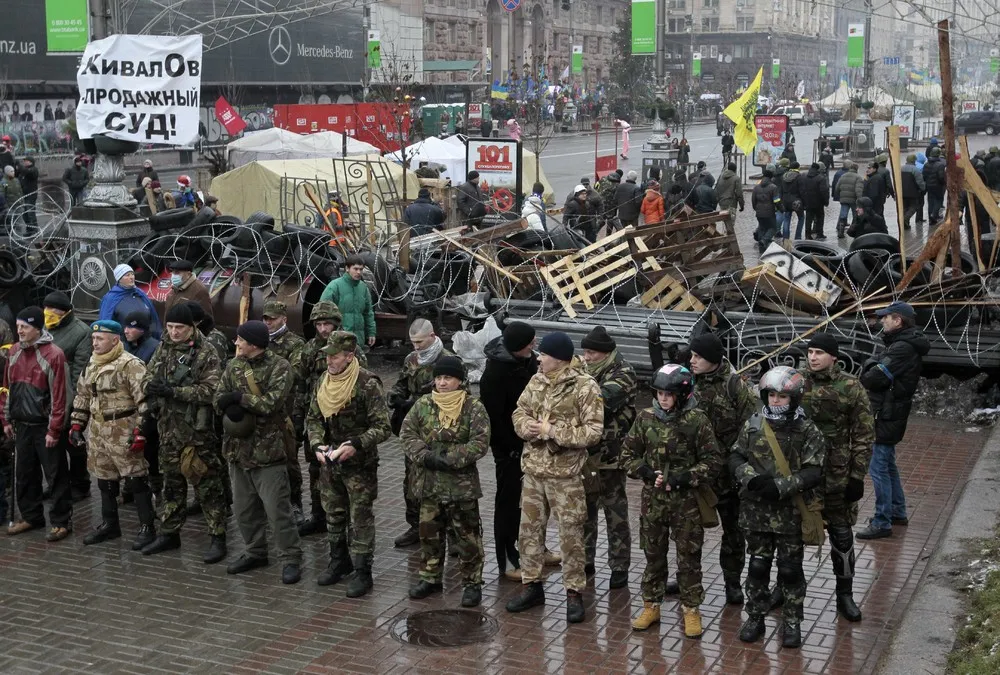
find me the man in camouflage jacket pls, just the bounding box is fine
[797,333,874,622]
[70,321,155,551]
[139,303,228,563]
[506,332,603,624]
[620,364,720,637]
[262,300,307,522]
[215,320,302,585]
[729,366,826,649]
[401,355,491,607]
[306,331,391,598]
[688,332,758,604]
[387,318,454,548]
[579,326,636,590]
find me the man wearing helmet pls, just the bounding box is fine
[729,365,826,649]
[620,364,720,639]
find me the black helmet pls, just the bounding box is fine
[651,364,694,401]
[758,365,806,409]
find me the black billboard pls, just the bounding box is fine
[3,0,365,86]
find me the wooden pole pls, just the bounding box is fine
[239,272,251,324]
[938,19,963,273]
[887,125,906,272]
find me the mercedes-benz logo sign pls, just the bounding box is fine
[269,26,291,66]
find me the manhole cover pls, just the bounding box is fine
[390,609,499,648]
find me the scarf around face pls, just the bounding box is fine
[431,389,466,430]
[585,349,616,377]
[92,340,124,366]
[317,357,360,418]
[762,404,806,426]
[415,335,444,366]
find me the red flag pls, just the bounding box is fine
[214,96,247,136]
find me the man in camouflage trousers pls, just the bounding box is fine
[621,364,720,639]
[401,355,490,607]
[579,326,636,590]
[70,321,156,550]
[261,300,306,523]
[306,331,391,598]
[729,366,826,649]
[216,320,302,584]
[507,332,603,624]
[796,333,874,622]
[291,301,367,537]
[687,332,758,604]
[388,318,454,548]
[140,303,228,563]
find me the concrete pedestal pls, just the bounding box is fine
[641,144,680,184]
[851,118,876,163]
[67,206,151,320]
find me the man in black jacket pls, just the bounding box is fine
[564,184,595,241]
[922,147,946,225]
[614,171,643,228]
[751,167,781,253]
[62,156,89,206]
[403,188,446,236]
[479,321,538,579]
[856,302,929,540]
[801,162,830,240]
[18,156,39,232]
[780,162,805,239]
[456,170,484,229]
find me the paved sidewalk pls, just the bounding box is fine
[0,416,987,674]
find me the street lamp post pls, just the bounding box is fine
[647,0,670,147]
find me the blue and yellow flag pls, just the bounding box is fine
[723,67,763,158]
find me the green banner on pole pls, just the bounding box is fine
[819,60,827,78]
[772,58,780,79]
[992,49,1000,74]
[692,53,702,78]
[847,24,865,68]
[631,0,656,55]
[572,45,583,74]
[367,30,381,68]
[45,0,89,53]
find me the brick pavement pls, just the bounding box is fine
[0,414,987,674]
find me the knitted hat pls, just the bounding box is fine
[322,331,358,356]
[16,306,44,330]
[42,291,73,312]
[433,355,466,380]
[807,332,840,357]
[417,187,431,198]
[184,301,206,325]
[236,320,270,349]
[581,325,616,353]
[91,320,122,335]
[689,332,724,365]
[262,300,287,318]
[538,332,574,362]
[113,264,134,282]
[123,311,150,331]
[502,321,535,353]
[164,303,195,327]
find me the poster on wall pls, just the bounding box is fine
[752,115,789,167]
[466,138,522,222]
[891,104,916,139]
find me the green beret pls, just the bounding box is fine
[92,320,122,335]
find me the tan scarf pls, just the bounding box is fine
[545,361,572,381]
[431,389,466,430]
[316,357,360,417]
[91,341,124,367]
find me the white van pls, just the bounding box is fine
[771,104,816,126]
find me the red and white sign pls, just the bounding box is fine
[891,104,916,139]
[273,103,411,152]
[961,100,980,113]
[595,154,618,180]
[214,96,247,136]
[752,114,789,167]
[466,138,521,212]
[468,103,483,131]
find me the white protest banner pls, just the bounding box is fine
[76,34,203,145]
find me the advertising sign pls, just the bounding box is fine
[752,115,789,167]
[890,104,916,139]
[572,46,583,74]
[692,53,702,78]
[466,138,523,216]
[76,34,203,145]
[468,103,483,132]
[273,103,412,153]
[367,30,381,69]
[631,0,656,55]
[961,100,980,113]
[847,24,865,68]
[215,96,247,136]
[771,58,780,80]
[45,0,89,53]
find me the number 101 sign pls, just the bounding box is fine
[467,138,521,188]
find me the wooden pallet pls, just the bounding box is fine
[639,271,706,312]
[538,227,638,318]
[740,262,831,314]
[627,210,743,285]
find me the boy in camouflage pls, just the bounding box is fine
[621,364,720,639]
[729,365,826,649]
[401,355,490,607]
[507,332,603,624]
[579,326,636,590]
[305,331,391,598]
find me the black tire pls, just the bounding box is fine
[0,250,23,287]
[246,210,276,226]
[790,240,846,257]
[849,232,900,256]
[189,206,217,228]
[150,207,195,232]
[845,249,892,290]
[987,125,996,135]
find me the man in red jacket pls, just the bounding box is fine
[0,307,73,541]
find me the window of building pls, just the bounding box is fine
[702,18,719,31]
[450,22,457,44]
[710,45,718,58]
[667,18,685,32]
[737,16,754,31]
[425,21,434,44]
[734,44,754,58]
[704,0,719,7]
[668,0,686,9]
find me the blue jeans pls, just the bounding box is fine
[869,443,907,531]
[838,203,852,222]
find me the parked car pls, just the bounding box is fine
[956,110,1000,135]
[818,122,852,152]
[820,107,843,123]
[770,103,818,125]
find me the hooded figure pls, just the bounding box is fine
[847,196,887,237]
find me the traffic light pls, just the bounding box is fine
[561,0,571,10]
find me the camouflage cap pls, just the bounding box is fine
[779,158,790,167]
[322,331,358,356]
[309,300,343,324]
[262,300,287,318]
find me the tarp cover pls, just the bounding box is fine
[226,128,382,167]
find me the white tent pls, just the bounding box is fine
[440,135,555,203]
[818,83,912,108]
[390,136,467,183]
[226,128,381,167]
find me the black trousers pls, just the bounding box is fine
[66,431,91,493]
[14,423,72,527]
[493,454,523,571]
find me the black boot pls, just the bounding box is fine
[346,555,373,598]
[409,580,443,599]
[298,501,327,536]
[781,621,802,648]
[186,499,203,516]
[836,578,863,622]
[739,615,766,643]
[203,535,227,564]
[141,532,181,556]
[609,570,629,589]
[724,575,745,605]
[566,590,585,624]
[836,218,846,238]
[317,541,354,586]
[461,585,482,607]
[132,478,157,551]
[84,480,122,545]
[394,526,419,548]
[506,582,545,613]
[769,585,784,611]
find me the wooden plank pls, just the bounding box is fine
[546,241,633,283]
[887,125,906,273]
[438,230,521,283]
[630,211,726,234]
[564,268,637,304]
[640,274,677,306]
[938,19,963,273]
[637,234,739,260]
[632,237,662,271]
[539,266,578,318]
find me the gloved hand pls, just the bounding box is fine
[748,475,780,501]
[225,405,245,422]
[69,423,85,447]
[217,391,243,409]
[667,471,692,491]
[387,392,406,409]
[844,477,865,503]
[636,464,659,486]
[128,427,146,454]
[146,379,174,398]
[423,452,449,471]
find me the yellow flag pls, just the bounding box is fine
[723,67,764,158]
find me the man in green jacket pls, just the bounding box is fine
[319,255,376,347]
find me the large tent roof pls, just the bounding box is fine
[226,128,382,167]
[818,83,912,107]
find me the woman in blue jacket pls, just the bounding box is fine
[99,264,162,339]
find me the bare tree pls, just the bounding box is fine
[520,57,555,179]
